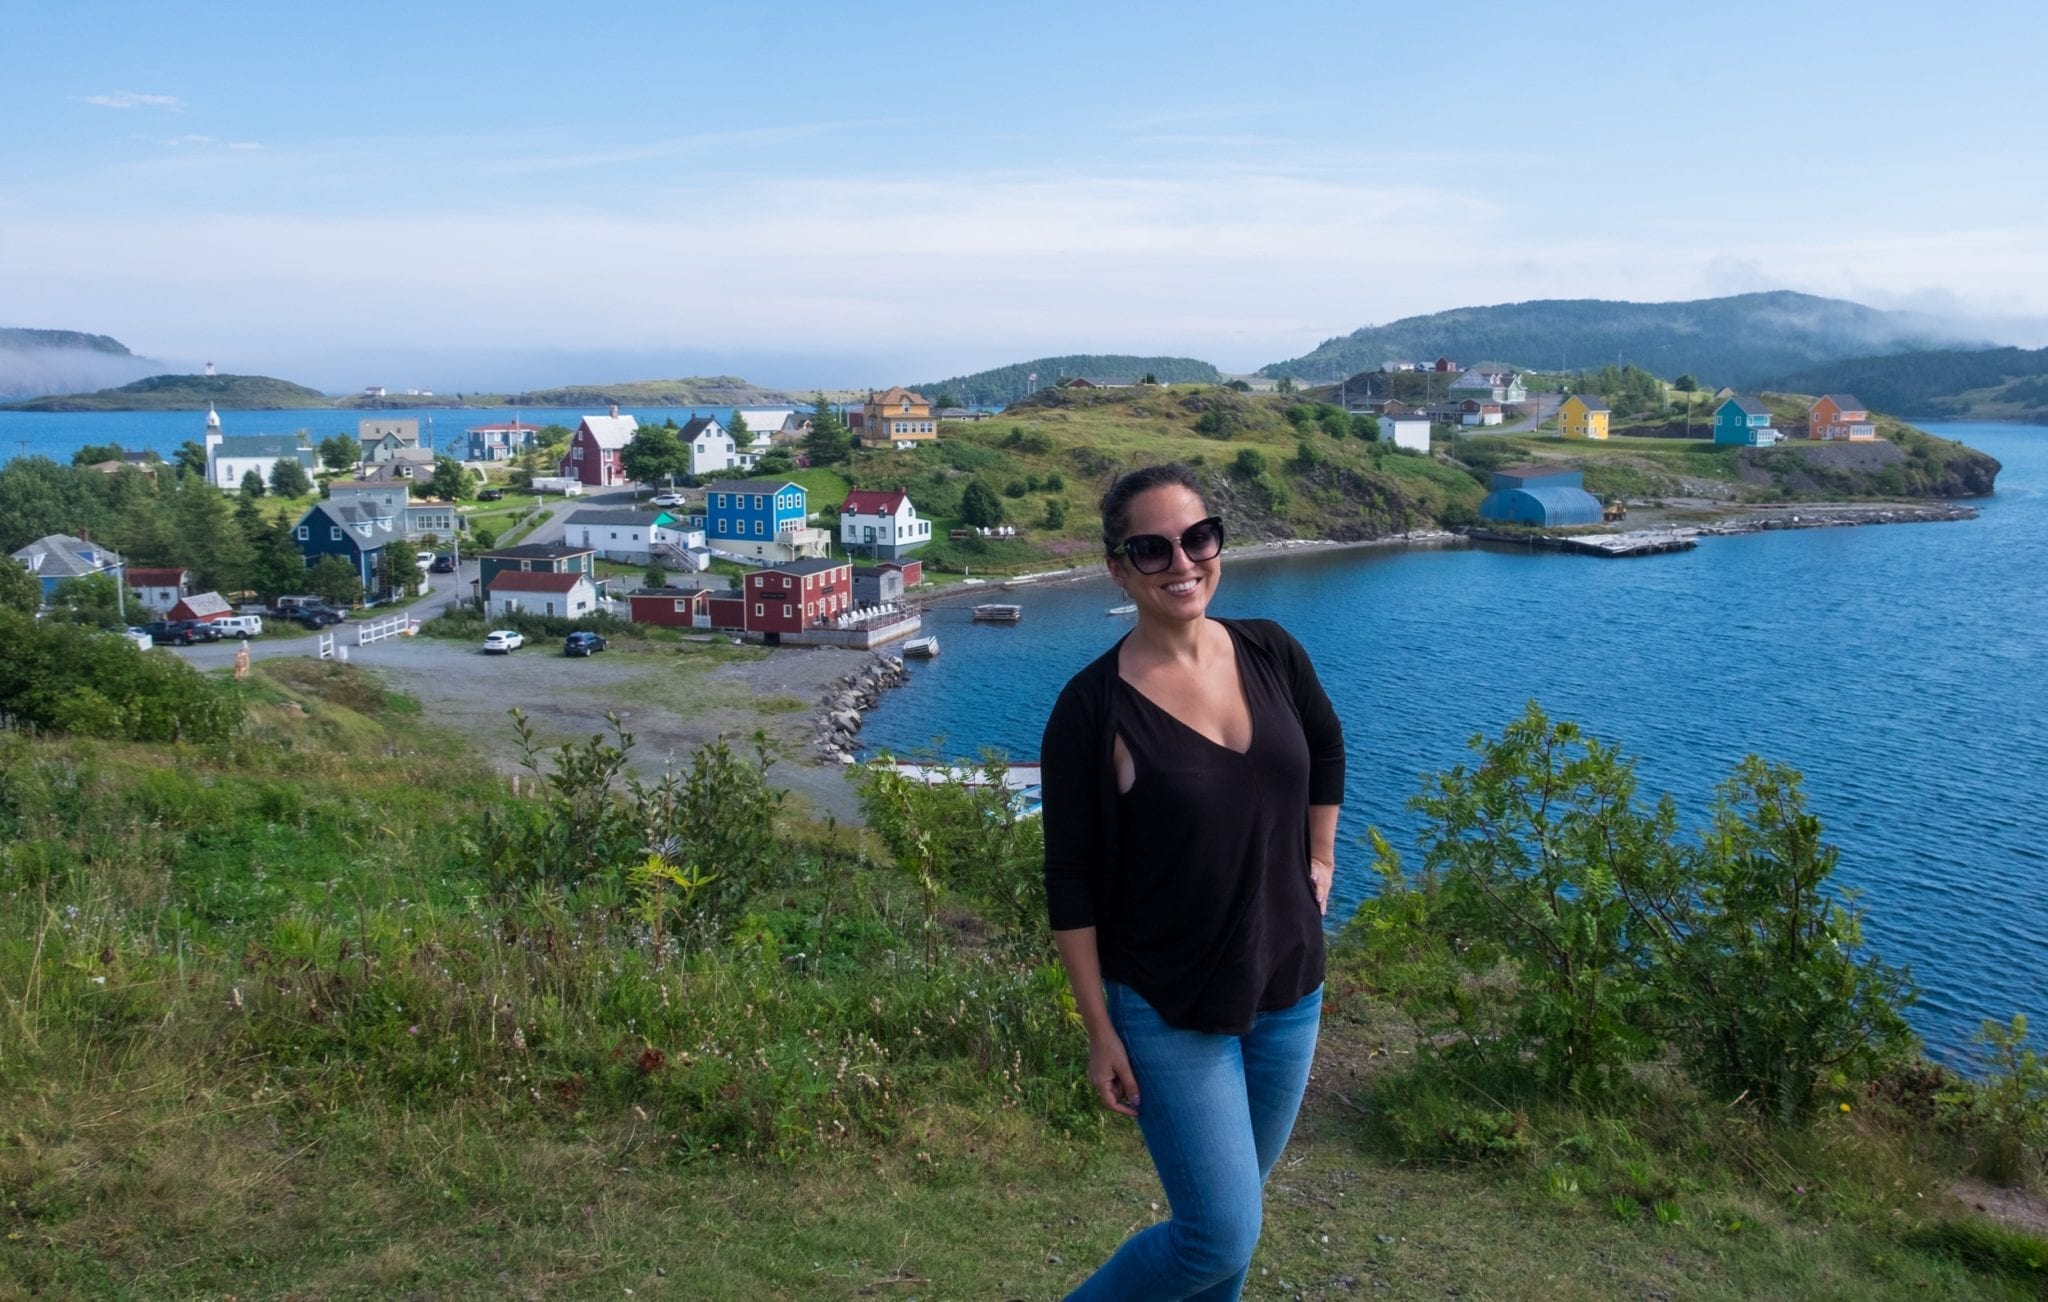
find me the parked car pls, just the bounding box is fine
[563,631,607,657]
[478,488,504,501]
[415,551,435,571]
[650,491,687,508]
[483,629,524,654]
[139,619,221,646]
[430,553,457,573]
[215,614,265,638]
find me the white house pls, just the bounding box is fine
[485,571,598,620]
[838,488,932,559]
[126,566,191,615]
[562,508,707,570]
[204,410,317,490]
[1379,415,1431,453]
[680,416,737,477]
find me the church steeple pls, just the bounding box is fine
[206,404,220,430]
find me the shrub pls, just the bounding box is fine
[1939,1015,2048,1185]
[1231,448,1268,478]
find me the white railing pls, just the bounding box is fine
[317,632,335,661]
[356,614,419,645]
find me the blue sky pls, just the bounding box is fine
[4,0,2045,390]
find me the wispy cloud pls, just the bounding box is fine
[139,133,264,151]
[81,90,184,110]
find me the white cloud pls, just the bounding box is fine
[3,163,2044,376]
[81,91,184,110]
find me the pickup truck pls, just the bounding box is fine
[139,619,224,646]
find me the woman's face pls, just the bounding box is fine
[1107,484,1220,626]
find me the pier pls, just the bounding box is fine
[1466,527,1700,557]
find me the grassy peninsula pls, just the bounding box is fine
[3,372,331,412]
[1,643,2043,1297]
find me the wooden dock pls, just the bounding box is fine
[1467,527,1699,558]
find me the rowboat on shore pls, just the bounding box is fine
[902,635,939,658]
[972,603,1022,623]
[1107,603,1136,615]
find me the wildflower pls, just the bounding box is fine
[408,1024,421,1036]
[1838,1102,1852,1113]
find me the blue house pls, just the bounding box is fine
[10,534,125,600]
[1714,396,1783,446]
[704,481,798,552]
[1478,465,1604,527]
[292,499,398,595]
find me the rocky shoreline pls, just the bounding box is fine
[1699,502,1979,534]
[809,653,910,764]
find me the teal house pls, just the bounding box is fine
[1714,396,1783,446]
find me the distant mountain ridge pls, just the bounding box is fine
[0,327,158,400]
[1767,345,2048,422]
[914,355,1221,407]
[0,328,134,356]
[1259,291,1986,389]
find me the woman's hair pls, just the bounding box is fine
[1099,462,1206,554]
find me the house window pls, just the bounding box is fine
[782,604,791,618]
[331,527,342,540]
[752,495,764,509]
[296,526,308,540]
[754,521,763,536]
[754,603,764,617]
[545,602,555,616]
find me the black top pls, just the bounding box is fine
[1041,618,1346,1033]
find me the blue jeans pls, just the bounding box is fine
[1068,982,1323,1301]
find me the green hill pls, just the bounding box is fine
[2,372,333,411]
[1260,291,1982,389]
[0,327,134,356]
[489,376,801,408]
[1766,345,2048,421]
[913,355,1221,407]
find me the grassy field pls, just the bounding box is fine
[1,659,2042,1297]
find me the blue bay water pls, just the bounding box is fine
[859,422,2048,1063]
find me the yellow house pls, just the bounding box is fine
[1558,393,1611,440]
[859,387,938,448]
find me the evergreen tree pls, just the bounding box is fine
[251,523,307,601]
[309,554,363,607]
[269,457,312,498]
[959,478,1003,527]
[174,440,208,478]
[240,468,267,497]
[804,393,850,465]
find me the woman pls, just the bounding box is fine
[1041,463,1345,1300]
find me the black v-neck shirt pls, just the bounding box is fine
[1041,618,1346,1034]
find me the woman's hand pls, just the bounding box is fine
[1088,1031,1141,1117]
[1309,855,1334,916]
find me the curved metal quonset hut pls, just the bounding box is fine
[1477,484,1605,526]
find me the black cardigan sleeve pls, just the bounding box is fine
[1257,620,1346,807]
[1040,669,1106,931]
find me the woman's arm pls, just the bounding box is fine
[1052,926,1140,1117]
[1307,803,1339,915]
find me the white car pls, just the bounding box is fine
[650,491,687,507]
[482,629,525,654]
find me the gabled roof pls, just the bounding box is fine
[841,489,910,514]
[488,571,590,594]
[10,534,124,578]
[1563,393,1610,412]
[214,435,309,458]
[173,591,233,618]
[465,421,541,433]
[869,386,929,407]
[577,413,640,448]
[126,566,189,587]
[480,542,595,561]
[569,508,671,527]
[299,499,397,540]
[680,416,726,442]
[754,558,849,578]
[1818,394,1867,412]
[706,478,803,497]
[1719,396,1773,417]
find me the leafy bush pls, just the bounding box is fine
[1231,448,1268,478]
[1359,704,1916,1112]
[0,610,241,744]
[1939,1015,2048,1185]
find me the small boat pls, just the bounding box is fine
[902,635,939,658]
[972,603,1023,623]
[1107,603,1136,616]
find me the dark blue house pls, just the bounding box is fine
[1478,464,1604,527]
[293,499,398,593]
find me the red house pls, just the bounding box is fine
[1808,394,1876,441]
[627,586,718,629]
[560,406,640,487]
[128,565,190,616]
[1433,356,1458,373]
[734,558,852,638]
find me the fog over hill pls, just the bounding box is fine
[0,329,160,399]
[1259,292,1990,389]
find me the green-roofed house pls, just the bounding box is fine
[205,418,317,489]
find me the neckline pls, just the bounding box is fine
[1115,621,1254,756]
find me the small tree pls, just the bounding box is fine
[71,442,127,466]
[174,440,208,478]
[318,434,358,472]
[1231,448,1268,478]
[0,557,41,614]
[426,456,470,502]
[269,457,312,498]
[1674,373,1700,393]
[1042,498,1067,530]
[240,468,267,498]
[727,408,752,452]
[309,554,364,607]
[621,424,685,486]
[958,478,1004,527]
[804,393,851,465]
[1276,375,1298,394]
[49,574,128,629]
[644,562,667,590]
[1352,413,1381,442]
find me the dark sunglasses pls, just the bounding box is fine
[1111,516,1226,574]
